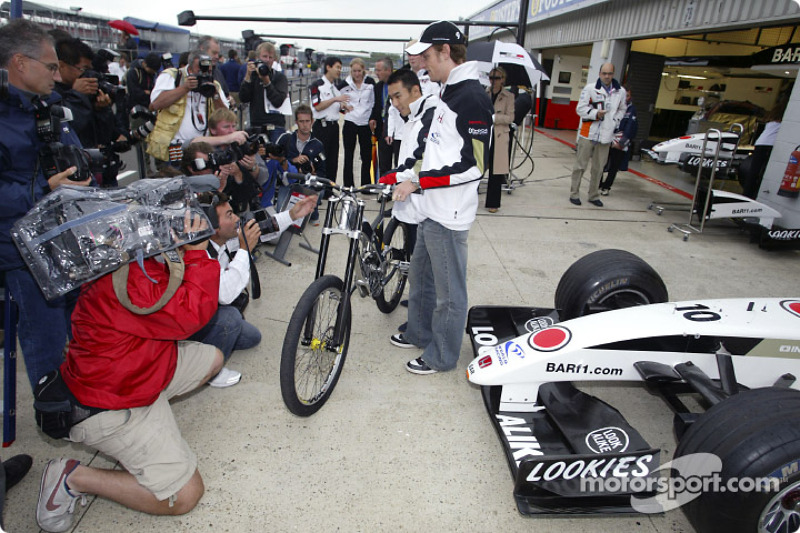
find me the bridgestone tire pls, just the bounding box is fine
[674,388,800,533]
[554,249,668,320]
[280,275,351,417]
[375,217,409,314]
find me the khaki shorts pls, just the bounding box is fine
[69,341,218,501]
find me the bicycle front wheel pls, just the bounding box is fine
[280,275,352,416]
[375,217,410,313]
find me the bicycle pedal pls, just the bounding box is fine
[398,261,411,274]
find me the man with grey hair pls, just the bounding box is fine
[0,19,91,391]
[569,62,626,207]
[239,41,290,143]
[197,35,230,97]
[146,49,229,166]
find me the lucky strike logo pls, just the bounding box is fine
[528,326,571,352]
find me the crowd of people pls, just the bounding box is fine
[0,14,652,532]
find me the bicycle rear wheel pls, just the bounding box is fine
[375,217,410,313]
[280,275,351,416]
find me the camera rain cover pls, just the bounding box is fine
[12,178,213,300]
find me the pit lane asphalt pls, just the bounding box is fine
[3,126,798,533]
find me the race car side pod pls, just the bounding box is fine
[634,354,796,439]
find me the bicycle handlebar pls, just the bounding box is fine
[282,172,394,197]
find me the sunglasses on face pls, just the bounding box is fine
[489,76,503,80]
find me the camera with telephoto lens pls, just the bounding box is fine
[254,60,273,79]
[193,55,217,99]
[128,105,157,143]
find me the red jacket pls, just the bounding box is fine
[61,250,220,410]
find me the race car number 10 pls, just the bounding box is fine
[677,304,721,322]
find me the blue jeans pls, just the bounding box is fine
[5,268,76,391]
[403,219,469,371]
[189,304,261,361]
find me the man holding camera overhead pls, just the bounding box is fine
[0,20,92,392]
[147,50,228,168]
[239,42,290,143]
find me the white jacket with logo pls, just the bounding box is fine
[576,78,626,144]
[380,93,439,224]
[417,61,494,231]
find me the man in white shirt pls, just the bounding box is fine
[309,56,348,183]
[147,50,228,167]
[191,190,317,387]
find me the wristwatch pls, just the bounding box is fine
[411,175,420,187]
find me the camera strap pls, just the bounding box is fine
[111,250,185,315]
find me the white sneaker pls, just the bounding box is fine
[36,458,86,533]
[208,367,241,388]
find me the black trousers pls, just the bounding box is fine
[601,147,626,191]
[485,138,506,209]
[376,134,394,177]
[312,120,340,182]
[342,121,373,187]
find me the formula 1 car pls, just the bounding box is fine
[465,250,800,533]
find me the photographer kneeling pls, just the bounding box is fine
[189,190,318,387]
[36,213,224,532]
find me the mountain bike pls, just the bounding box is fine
[279,176,412,416]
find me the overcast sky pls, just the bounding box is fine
[46,0,498,54]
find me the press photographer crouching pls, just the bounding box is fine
[54,37,127,187]
[147,50,228,170]
[0,19,92,392]
[35,212,224,531]
[189,189,318,387]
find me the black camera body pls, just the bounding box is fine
[193,55,217,99]
[254,60,273,79]
[82,70,125,100]
[241,209,279,238]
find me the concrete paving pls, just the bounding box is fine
[3,127,798,533]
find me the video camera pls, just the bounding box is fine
[33,97,125,182]
[193,55,217,98]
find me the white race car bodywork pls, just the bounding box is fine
[467,298,800,412]
[652,132,740,159]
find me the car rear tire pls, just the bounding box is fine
[674,387,800,533]
[554,249,669,320]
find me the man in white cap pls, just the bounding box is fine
[387,20,493,375]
